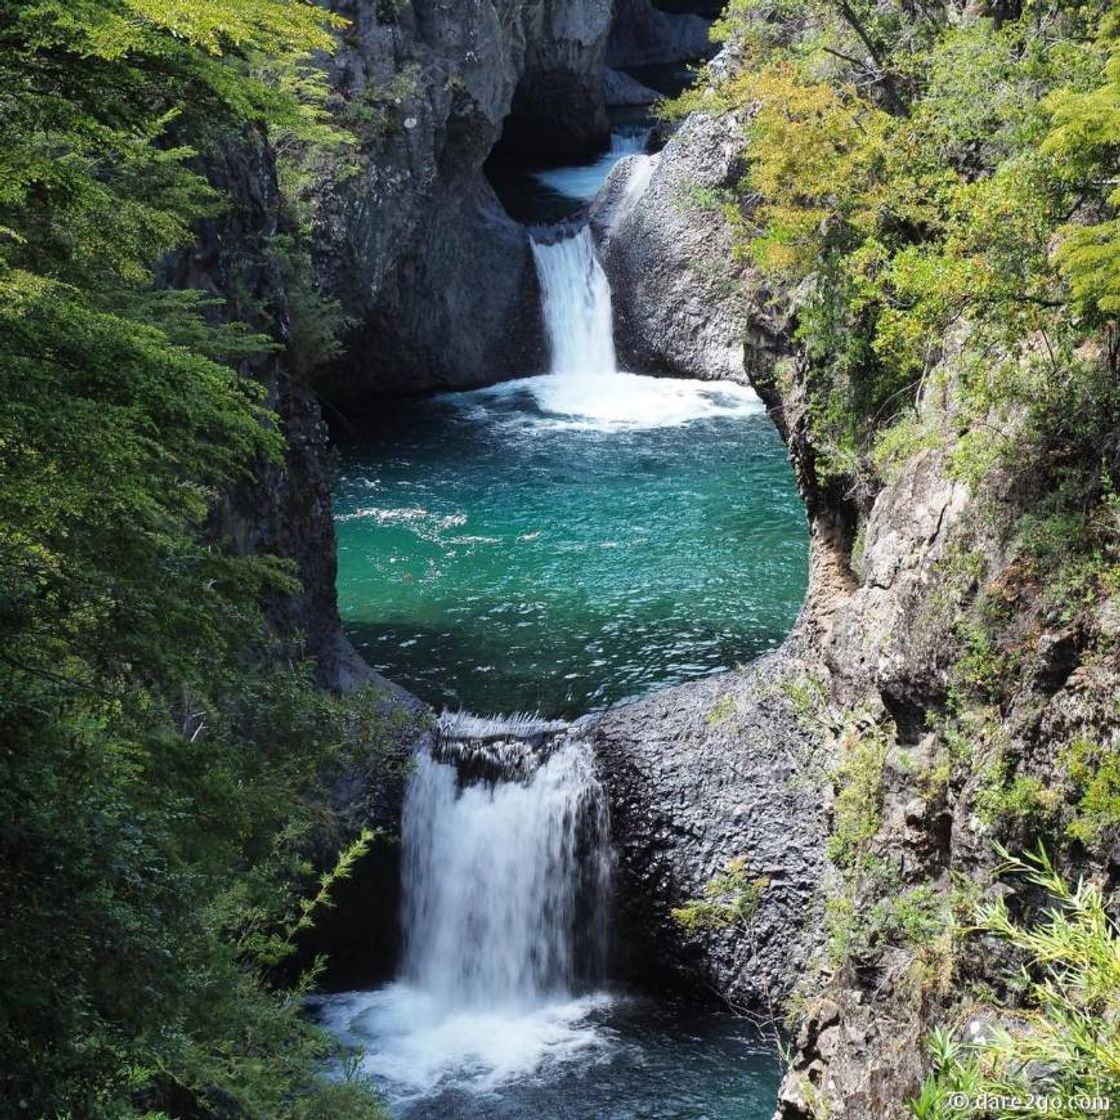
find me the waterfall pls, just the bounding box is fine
[530,226,617,378]
[608,129,650,157]
[401,726,611,1012]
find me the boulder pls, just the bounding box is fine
[603,65,661,105]
[591,111,765,382]
[587,654,830,1012]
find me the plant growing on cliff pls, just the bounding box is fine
[912,846,1120,1118]
[0,2,396,1116]
[668,0,1117,498]
[672,856,770,933]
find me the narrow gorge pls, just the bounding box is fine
[203,0,1120,1115]
[6,1,1119,1118]
[315,30,811,1108]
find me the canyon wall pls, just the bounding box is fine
[589,72,1120,1119]
[313,0,614,401]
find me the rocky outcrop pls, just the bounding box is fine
[315,0,614,402]
[590,110,777,382]
[332,176,544,395]
[607,0,713,67]
[603,65,660,105]
[169,133,370,692]
[496,1,613,164]
[588,653,830,1012]
[826,452,970,722]
[587,59,1117,1118]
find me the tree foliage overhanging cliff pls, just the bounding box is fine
[672,0,1120,504]
[0,3,396,1116]
[668,0,1120,1111]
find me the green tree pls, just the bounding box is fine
[0,3,393,1116]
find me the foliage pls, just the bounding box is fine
[912,846,1120,1118]
[975,766,1061,831]
[826,724,887,870]
[0,2,394,1116]
[706,691,740,725]
[1062,738,1120,846]
[668,0,1119,499]
[825,858,949,967]
[782,671,830,728]
[671,856,770,933]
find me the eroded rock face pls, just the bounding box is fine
[168,133,374,692]
[771,423,1120,1118]
[315,0,614,401]
[828,451,970,727]
[590,111,769,382]
[607,0,713,67]
[587,654,831,1012]
[496,0,612,164]
[334,176,544,395]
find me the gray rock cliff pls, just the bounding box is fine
[590,110,765,382]
[314,0,614,402]
[587,654,831,1012]
[169,134,370,692]
[607,0,713,67]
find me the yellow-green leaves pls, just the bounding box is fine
[123,0,344,56]
[0,5,383,1116]
[671,0,1117,487]
[18,0,343,62]
[730,66,896,279]
[1044,32,1120,318]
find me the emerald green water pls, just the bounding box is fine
[333,373,808,718]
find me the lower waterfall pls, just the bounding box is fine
[402,730,611,1010]
[315,722,781,1115]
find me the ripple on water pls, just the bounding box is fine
[314,988,781,1120]
[333,372,808,717]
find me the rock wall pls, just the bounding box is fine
[583,67,849,1017]
[168,134,372,693]
[607,0,713,67]
[771,426,1120,1117]
[314,0,614,403]
[587,652,831,1013]
[590,110,771,382]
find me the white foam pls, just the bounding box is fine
[531,131,648,202]
[449,372,763,432]
[317,985,613,1100]
[335,506,466,531]
[609,152,656,230]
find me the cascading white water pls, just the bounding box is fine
[530,227,617,378]
[531,128,650,202]
[313,726,613,1098]
[401,734,611,1012]
[518,221,762,427]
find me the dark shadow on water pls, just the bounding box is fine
[344,618,791,720]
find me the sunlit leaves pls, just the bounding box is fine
[672,0,1117,482]
[1044,28,1120,319]
[0,2,383,1116]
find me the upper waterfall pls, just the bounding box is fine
[530,226,617,378]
